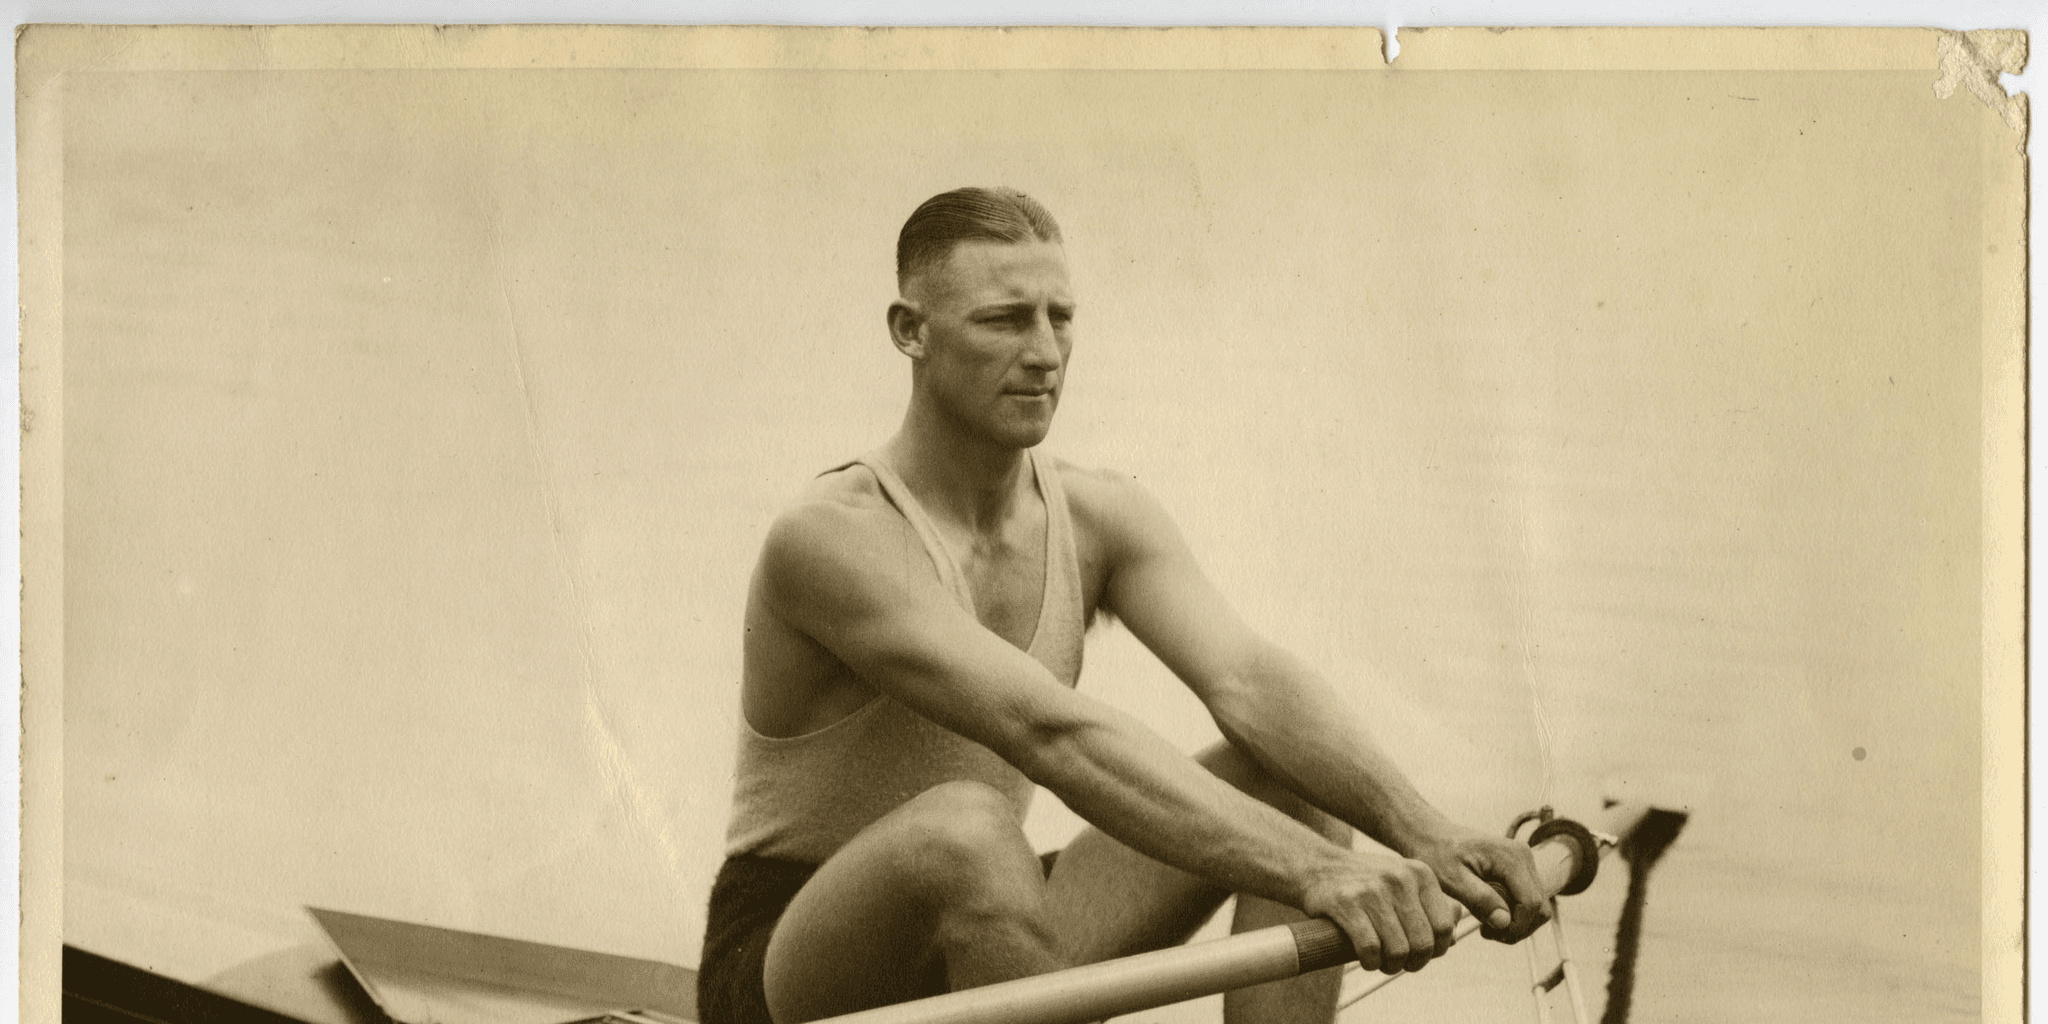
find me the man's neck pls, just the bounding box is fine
[883,409,1034,533]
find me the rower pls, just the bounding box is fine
[700,187,1551,1024]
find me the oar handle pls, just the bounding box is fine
[1287,808,1611,974]
[816,805,1650,1024]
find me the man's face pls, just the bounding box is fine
[903,239,1075,449]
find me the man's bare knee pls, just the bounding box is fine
[889,782,1060,984]
[1196,742,1350,846]
[892,782,1038,883]
[887,783,1049,915]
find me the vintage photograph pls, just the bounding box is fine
[23,24,2024,1024]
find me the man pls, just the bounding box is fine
[701,187,1547,1024]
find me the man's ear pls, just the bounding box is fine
[887,299,927,359]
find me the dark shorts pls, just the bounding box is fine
[698,850,1061,1024]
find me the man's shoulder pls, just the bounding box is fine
[1047,455,1139,508]
[792,459,891,512]
[1045,455,1178,548]
[762,464,914,570]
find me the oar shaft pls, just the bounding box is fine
[817,805,1650,1024]
[818,921,1303,1024]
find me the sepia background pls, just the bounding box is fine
[40,30,2018,1024]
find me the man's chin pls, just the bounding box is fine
[933,399,1057,450]
[1000,429,1052,451]
[991,417,1055,451]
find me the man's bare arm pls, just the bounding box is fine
[1086,474,1548,940]
[759,496,1460,972]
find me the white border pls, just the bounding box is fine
[9,5,2037,1023]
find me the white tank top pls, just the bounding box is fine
[724,448,1087,863]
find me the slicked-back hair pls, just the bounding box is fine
[896,187,1063,292]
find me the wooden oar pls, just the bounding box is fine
[815,804,1657,1024]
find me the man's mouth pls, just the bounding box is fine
[1005,385,1056,397]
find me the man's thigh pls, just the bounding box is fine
[759,851,947,1024]
[758,782,1042,1024]
[1040,740,1345,965]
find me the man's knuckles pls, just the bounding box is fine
[1348,934,1383,971]
[1376,942,1410,974]
[1355,861,1431,902]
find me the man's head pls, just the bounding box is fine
[889,188,1074,451]
[896,187,1063,295]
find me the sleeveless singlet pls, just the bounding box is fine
[724,448,1087,864]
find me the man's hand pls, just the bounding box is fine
[1298,850,1464,976]
[1411,826,1550,943]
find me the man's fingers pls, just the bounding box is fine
[1336,912,1384,974]
[1491,844,1548,915]
[1438,870,1513,942]
[1465,878,1512,929]
[1392,896,1436,973]
[1448,842,1553,943]
[1489,882,1522,931]
[1424,886,1462,956]
[1361,900,1411,976]
[1396,861,1457,972]
[1314,848,1508,975]
[1487,850,1554,942]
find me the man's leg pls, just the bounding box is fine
[1039,741,1352,1024]
[761,781,1062,1024]
[1223,892,1347,1024]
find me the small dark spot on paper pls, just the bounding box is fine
[1852,747,1867,761]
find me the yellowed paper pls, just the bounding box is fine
[22,24,2024,1024]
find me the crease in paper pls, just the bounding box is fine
[484,203,684,883]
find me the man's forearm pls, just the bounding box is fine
[1203,644,1457,858]
[1009,694,1356,907]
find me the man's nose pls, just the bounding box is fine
[1020,312,1063,369]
